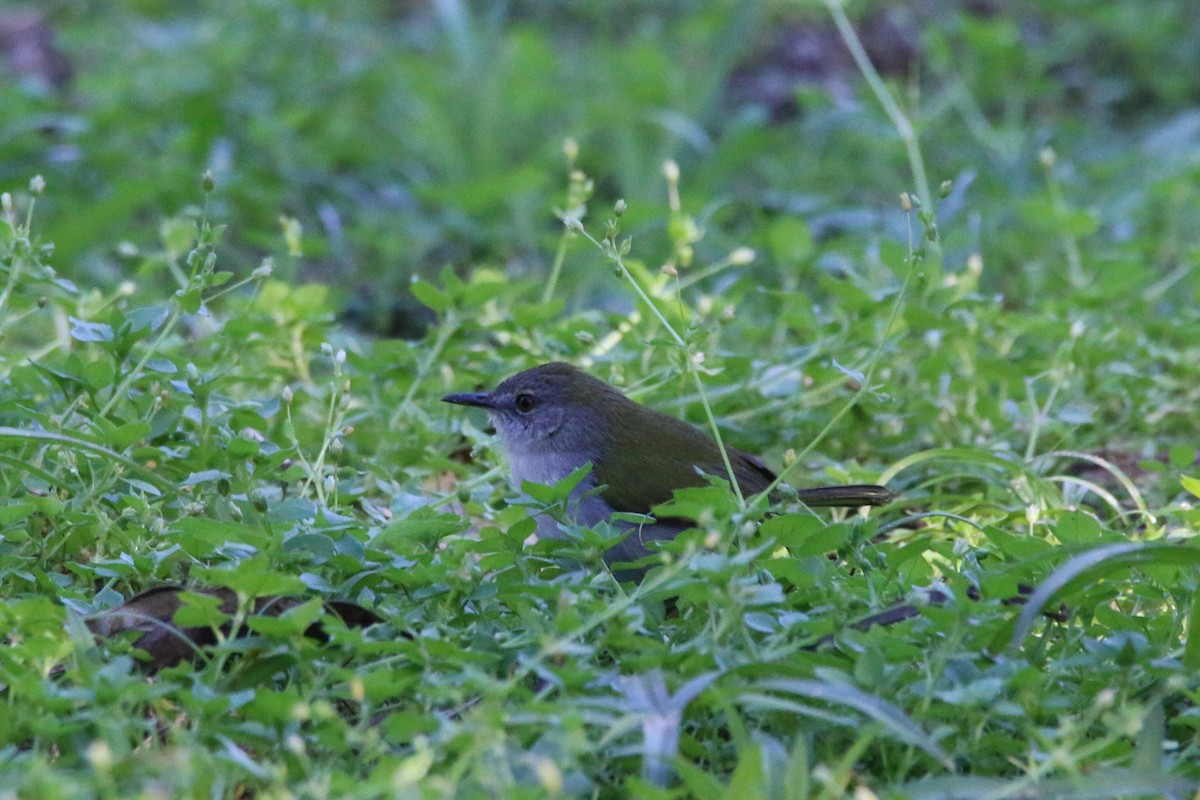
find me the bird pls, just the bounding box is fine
[443,362,895,571]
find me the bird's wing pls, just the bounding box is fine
[596,421,775,514]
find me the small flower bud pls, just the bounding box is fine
[186,363,201,383]
[562,137,578,164]
[1039,147,1056,168]
[335,348,346,365]
[37,296,47,308]
[321,342,333,356]
[29,175,46,194]
[662,160,680,182]
[252,258,274,279]
[661,264,678,277]
[614,198,627,217]
[1,193,12,213]
[118,281,136,297]
[899,192,912,212]
[563,216,584,233]
[533,758,564,794]
[282,386,294,405]
[201,169,215,192]
[728,247,755,265]
[86,740,113,771]
[967,253,983,276]
[938,179,953,198]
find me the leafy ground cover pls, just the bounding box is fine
[2,1,1200,798]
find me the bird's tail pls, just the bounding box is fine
[793,484,897,507]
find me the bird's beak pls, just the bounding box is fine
[441,391,495,409]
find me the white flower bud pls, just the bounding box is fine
[728,247,755,265]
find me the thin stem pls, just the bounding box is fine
[0,239,25,314]
[392,310,459,427]
[580,229,745,505]
[540,233,572,304]
[299,384,344,503]
[98,306,182,419]
[1022,372,1063,462]
[430,464,505,510]
[1042,155,1086,288]
[825,0,933,213]
[749,266,913,512]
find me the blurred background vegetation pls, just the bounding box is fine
[5,0,1199,334]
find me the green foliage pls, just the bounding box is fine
[2,1,1200,797]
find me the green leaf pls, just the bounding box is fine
[69,317,114,343]
[1184,587,1200,671]
[1181,474,1200,499]
[1169,446,1196,469]
[283,532,336,562]
[1009,542,1200,651]
[760,515,849,556]
[520,462,593,504]
[172,590,230,629]
[126,304,171,333]
[246,598,323,638]
[0,501,36,526]
[102,421,151,450]
[727,743,767,797]
[651,481,740,522]
[180,469,232,487]
[375,506,468,548]
[170,517,273,553]
[982,526,1055,560]
[199,556,306,597]
[409,279,449,313]
[750,677,954,769]
[1053,510,1102,546]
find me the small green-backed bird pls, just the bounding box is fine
[443,362,895,570]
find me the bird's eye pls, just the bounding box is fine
[514,393,536,414]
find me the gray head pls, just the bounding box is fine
[441,362,630,459]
